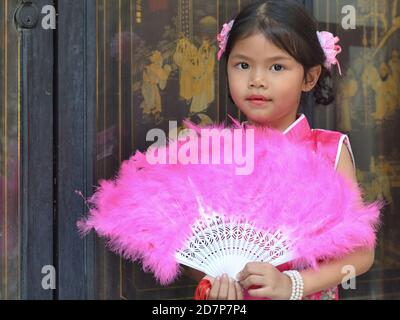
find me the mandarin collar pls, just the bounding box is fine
[283,113,312,142]
[242,113,312,142]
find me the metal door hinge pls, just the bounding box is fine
[14,1,39,29]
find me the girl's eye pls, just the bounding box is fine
[236,62,249,70]
[271,64,285,72]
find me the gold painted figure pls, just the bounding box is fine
[189,39,216,114]
[337,69,358,132]
[173,35,216,114]
[173,35,198,101]
[141,50,172,123]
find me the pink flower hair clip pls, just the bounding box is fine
[217,19,234,60]
[316,31,342,75]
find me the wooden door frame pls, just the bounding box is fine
[19,0,96,299]
[19,0,55,299]
[56,0,96,299]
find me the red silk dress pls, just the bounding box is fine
[244,113,355,300]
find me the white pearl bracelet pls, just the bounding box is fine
[283,270,304,300]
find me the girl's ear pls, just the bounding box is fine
[302,65,322,92]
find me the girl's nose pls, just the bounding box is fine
[249,79,267,89]
[249,72,267,89]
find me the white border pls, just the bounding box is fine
[241,114,305,133]
[334,134,356,171]
[283,114,305,135]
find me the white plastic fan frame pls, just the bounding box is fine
[176,214,295,279]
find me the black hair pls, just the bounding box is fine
[222,0,335,106]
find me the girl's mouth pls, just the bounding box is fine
[246,97,271,106]
[247,100,270,106]
[246,95,272,106]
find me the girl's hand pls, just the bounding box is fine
[204,274,244,300]
[237,262,292,300]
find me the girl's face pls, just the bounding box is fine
[227,33,316,131]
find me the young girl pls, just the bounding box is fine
[186,0,374,300]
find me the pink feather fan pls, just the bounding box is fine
[77,120,382,285]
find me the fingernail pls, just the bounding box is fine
[222,273,227,278]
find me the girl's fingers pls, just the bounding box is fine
[235,281,244,300]
[208,277,220,300]
[237,262,271,281]
[247,287,267,298]
[227,278,236,300]
[218,274,229,299]
[239,275,266,289]
[205,288,211,300]
[209,274,242,300]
